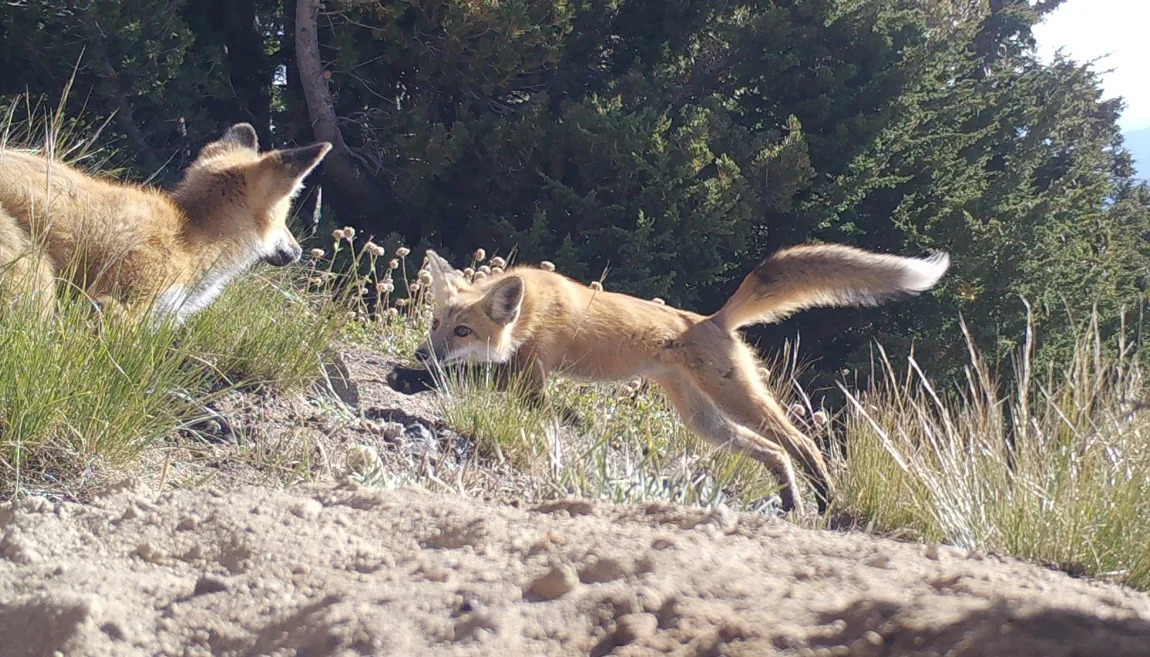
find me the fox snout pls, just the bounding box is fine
[264,240,302,267]
[414,345,432,361]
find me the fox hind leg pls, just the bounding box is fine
[671,321,833,513]
[656,372,804,514]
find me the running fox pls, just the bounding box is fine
[390,244,950,514]
[0,123,331,322]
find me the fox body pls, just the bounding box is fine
[0,123,331,323]
[397,244,950,514]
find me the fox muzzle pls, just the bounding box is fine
[265,242,302,267]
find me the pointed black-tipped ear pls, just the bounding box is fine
[274,142,333,179]
[220,123,259,151]
[486,275,524,324]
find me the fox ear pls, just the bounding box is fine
[485,275,524,324]
[425,250,468,307]
[220,123,259,151]
[271,142,332,180]
[256,142,332,198]
[197,123,261,160]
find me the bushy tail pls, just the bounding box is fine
[710,244,949,331]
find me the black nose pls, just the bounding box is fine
[415,347,430,361]
[265,244,302,267]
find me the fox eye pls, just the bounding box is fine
[432,318,440,330]
[453,325,473,338]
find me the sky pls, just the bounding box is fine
[1032,0,1150,133]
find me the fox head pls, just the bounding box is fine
[172,123,332,268]
[415,250,525,365]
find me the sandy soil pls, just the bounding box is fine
[3,478,1150,657]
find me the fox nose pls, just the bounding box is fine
[265,243,302,267]
[414,346,431,361]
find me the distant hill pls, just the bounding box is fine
[1126,128,1150,182]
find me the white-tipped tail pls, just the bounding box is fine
[900,251,950,292]
[712,244,952,330]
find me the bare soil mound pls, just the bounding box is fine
[2,481,1149,656]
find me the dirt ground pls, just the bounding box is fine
[3,479,1150,657]
[4,347,1150,656]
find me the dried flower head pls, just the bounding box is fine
[377,281,395,294]
[474,248,486,262]
[409,283,422,293]
[342,226,356,240]
[589,281,603,291]
[396,298,409,307]
[788,403,806,418]
[812,410,830,427]
[418,269,432,285]
[308,248,325,259]
[463,267,475,278]
[364,241,385,257]
[396,247,411,257]
[332,228,346,241]
[388,259,399,270]
[491,266,503,275]
[479,265,492,275]
[473,271,488,282]
[307,277,324,287]
[385,307,399,320]
[490,256,507,269]
[540,261,556,272]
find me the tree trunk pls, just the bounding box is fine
[294,0,387,220]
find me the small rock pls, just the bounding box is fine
[176,517,198,531]
[291,498,323,520]
[925,543,940,560]
[135,542,164,564]
[0,532,40,564]
[526,563,578,601]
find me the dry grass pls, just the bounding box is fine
[835,307,1150,589]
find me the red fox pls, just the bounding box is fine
[0,123,331,323]
[390,245,950,514]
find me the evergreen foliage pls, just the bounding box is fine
[1,0,1146,383]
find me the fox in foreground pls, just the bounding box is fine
[391,244,950,514]
[0,123,331,323]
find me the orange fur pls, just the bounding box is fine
[418,245,950,514]
[0,123,331,323]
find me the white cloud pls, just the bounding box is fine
[1032,0,1150,132]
